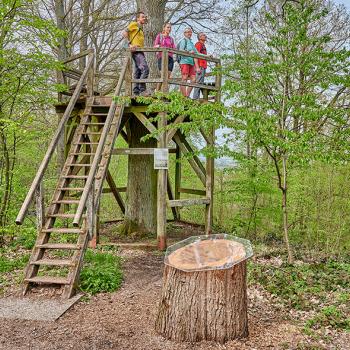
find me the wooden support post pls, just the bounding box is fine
[175,145,181,219]
[157,112,167,250]
[157,51,169,250]
[167,174,178,220]
[205,126,214,235]
[35,182,45,231]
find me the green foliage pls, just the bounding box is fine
[79,249,123,295]
[249,260,350,312]
[0,253,29,273]
[305,306,350,332]
[12,227,36,250]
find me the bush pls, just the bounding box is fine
[79,249,123,295]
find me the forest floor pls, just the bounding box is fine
[0,222,349,350]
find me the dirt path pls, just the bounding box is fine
[0,250,341,350]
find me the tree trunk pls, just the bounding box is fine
[282,156,294,264]
[120,0,166,236]
[121,117,157,235]
[136,0,166,77]
[79,0,90,70]
[155,262,248,343]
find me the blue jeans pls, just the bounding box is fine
[193,68,206,99]
[132,52,149,94]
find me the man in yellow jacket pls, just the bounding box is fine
[123,12,150,96]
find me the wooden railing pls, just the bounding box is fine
[15,49,96,225]
[127,47,221,99]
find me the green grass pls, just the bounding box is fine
[79,249,123,295]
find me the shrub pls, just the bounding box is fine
[79,249,123,295]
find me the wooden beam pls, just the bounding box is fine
[106,171,125,214]
[167,198,210,207]
[168,79,219,91]
[166,115,186,144]
[200,127,211,144]
[124,106,153,114]
[133,112,159,140]
[63,48,93,64]
[132,47,221,63]
[102,187,126,193]
[167,174,178,220]
[112,148,176,155]
[179,188,206,196]
[177,132,206,176]
[131,78,163,84]
[173,134,206,186]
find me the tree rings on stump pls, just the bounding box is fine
[155,235,252,343]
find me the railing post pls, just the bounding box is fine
[215,61,222,102]
[125,52,132,96]
[161,49,169,93]
[35,182,45,231]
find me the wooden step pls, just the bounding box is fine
[70,152,96,156]
[47,213,86,219]
[25,276,70,285]
[53,200,80,204]
[37,243,81,250]
[74,142,99,145]
[57,187,85,191]
[31,259,74,267]
[80,132,102,135]
[42,228,84,234]
[87,113,108,116]
[81,122,106,126]
[167,198,211,207]
[62,175,88,179]
[67,164,92,167]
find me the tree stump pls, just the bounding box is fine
[155,236,252,343]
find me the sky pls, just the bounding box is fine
[334,0,350,7]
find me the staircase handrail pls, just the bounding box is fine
[72,56,129,227]
[16,51,95,225]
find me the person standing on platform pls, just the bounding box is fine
[123,12,150,96]
[154,23,176,81]
[177,28,201,97]
[193,32,208,100]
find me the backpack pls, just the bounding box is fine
[176,39,188,64]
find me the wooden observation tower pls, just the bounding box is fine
[15,48,221,298]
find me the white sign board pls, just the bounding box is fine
[154,148,169,169]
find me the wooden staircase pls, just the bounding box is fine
[23,96,125,298]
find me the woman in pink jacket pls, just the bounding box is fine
[154,23,176,80]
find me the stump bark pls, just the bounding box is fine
[155,261,248,343]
